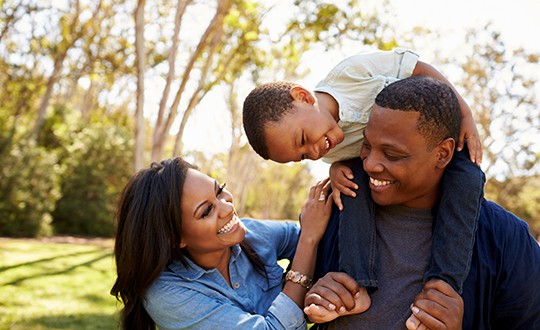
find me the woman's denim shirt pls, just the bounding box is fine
[144,219,306,330]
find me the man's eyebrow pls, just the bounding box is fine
[193,181,218,217]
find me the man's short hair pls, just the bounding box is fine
[375,76,461,150]
[242,82,296,159]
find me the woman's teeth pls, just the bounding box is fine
[217,217,239,234]
[325,137,330,150]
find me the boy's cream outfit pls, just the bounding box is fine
[314,48,419,163]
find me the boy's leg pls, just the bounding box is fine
[426,143,485,293]
[314,203,341,281]
[338,158,379,288]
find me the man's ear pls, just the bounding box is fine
[290,85,316,105]
[436,138,455,169]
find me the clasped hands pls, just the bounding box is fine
[304,272,463,330]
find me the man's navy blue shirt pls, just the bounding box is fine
[315,200,540,329]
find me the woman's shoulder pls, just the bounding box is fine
[242,218,298,238]
[242,219,300,255]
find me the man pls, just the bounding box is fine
[304,76,540,329]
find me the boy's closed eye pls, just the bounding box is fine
[300,131,306,160]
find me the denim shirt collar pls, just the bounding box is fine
[168,244,242,281]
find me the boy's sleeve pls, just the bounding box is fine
[343,48,419,85]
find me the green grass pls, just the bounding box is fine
[0,237,119,330]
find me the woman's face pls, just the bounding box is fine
[179,169,246,255]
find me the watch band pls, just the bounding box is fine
[285,270,313,289]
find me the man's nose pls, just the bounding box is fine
[363,153,384,173]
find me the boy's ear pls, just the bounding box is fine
[290,85,316,105]
[436,138,455,169]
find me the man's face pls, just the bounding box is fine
[360,105,446,209]
[264,102,344,163]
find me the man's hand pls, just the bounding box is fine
[405,280,464,330]
[304,272,370,323]
[329,162,358,211]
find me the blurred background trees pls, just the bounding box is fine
[0,0,538,238]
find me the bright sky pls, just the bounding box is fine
[178,0,540,179]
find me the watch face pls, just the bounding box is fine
[291,272,301,282]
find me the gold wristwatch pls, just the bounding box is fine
[285,270,313,289]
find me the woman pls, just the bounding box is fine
[110,157,334,329]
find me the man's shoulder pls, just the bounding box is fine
[477,199,533,241]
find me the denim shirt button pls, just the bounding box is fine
[234,282,240,289]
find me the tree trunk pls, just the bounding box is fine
[31,53,67,141]
[151,0,232,161]
[134,0,146,171]
[152,0,191,162]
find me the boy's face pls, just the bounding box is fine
[264,101,344,163]
[360,105,451,209]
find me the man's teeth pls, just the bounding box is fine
[370,177,392,187]
[217,217,239,234]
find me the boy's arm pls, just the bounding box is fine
[412,61,483,165]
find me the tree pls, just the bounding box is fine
[150,0,232,162]
[134,0,146,170]
[32,0,105,140]
[441,25,539,179]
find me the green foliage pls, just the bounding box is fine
[0,134,60,237]
[243,162,314,220]
[52,121,133,237]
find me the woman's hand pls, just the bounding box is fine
[299,178,334,241]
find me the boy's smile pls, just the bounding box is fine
[264,101,344,163]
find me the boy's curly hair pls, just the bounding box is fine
[242,82,296,159]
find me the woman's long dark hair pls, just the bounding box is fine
[110,157,265,330]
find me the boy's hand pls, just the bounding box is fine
[405,280,463,330]
[459,113,483,166]
[329,162,358,211]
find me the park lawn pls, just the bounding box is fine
[0,237,119,330]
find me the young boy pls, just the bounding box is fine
[242,48,485,307]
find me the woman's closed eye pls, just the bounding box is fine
[201,204,213,218]
[200,183,227,219]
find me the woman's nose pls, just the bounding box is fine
[217,197,234,217]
